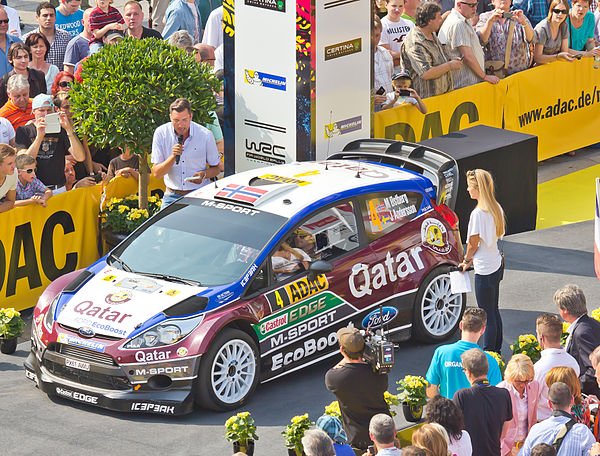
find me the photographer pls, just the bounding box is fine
[325,327,390,454]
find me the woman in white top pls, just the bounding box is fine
[25,33,59,95]
[458,169,505,353]
[271,242,310,281]
[425,395,473,456]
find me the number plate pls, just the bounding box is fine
[65,358,90,371]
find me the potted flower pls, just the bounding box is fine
[486,351,506,378]
[100,194,161,253]
[510,334,541,364]
[224,411,258,455]
[561,322,570,347]
[282,414,312,456]
[324,401,341,420]
[396,375,427,422]
[384,391,400,417]
[0,308,26,354]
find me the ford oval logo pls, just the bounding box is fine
[78,326,95,338]
[362,306,398,329]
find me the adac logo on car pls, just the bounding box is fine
[105,291,131,305]
[421,218,451,254]
[284,274,328,305]
[361,306,398,329]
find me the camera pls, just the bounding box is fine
[397,89,411,97]
[362,306,395,374]
[502,11,513,18]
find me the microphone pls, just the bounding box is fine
[175,134,184,165]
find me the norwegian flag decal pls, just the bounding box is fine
[215,184,269,204]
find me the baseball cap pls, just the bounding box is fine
[105,30,124,42]
[32,94,54,110]
[392,69,411,80]
[315,414,348,444]
[336,327,364,353]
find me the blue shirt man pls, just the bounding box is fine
[425,308,502,399]
[163,0,202,43]
[55,0,84,39]
[0,6,22,78]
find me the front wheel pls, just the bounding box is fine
[412,266,465,342]
[195,328,260,411]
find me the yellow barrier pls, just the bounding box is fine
[374,59,600,160]
[0,175,166,311]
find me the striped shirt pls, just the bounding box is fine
[88,7,125,45]
[438,8,485,90]
[0,99,34,130]
[22,28,72,69]
[517,415,595,456]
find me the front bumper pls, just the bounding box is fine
[24,338,200,416]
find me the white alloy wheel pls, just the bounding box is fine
[210,339,256,404]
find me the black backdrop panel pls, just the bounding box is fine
[420,125,538,240]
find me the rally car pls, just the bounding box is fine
[25,139,466,414]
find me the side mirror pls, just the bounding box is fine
[308,260,334,280]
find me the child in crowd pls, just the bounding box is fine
[383,70,428,113]
[14,153,52,207]
[0,143,17,212]
[106,146,140,181]
[88,0,125,54]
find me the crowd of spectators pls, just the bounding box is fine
[0,0,224,212]
[304,284,600,456]
[375,0,600,110]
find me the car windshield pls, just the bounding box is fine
[111,198,288,286]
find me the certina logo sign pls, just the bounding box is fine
[55,387,99,404]
[131,403,175,414]
[361,306,398,329]
[134,366,189,376]
[349,247,425,298]
[324,38,362,61]
[271,331,338,371]
[245,0,285,12]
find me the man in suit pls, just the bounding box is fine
[555,284,600,396]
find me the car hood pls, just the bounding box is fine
[56,266,206,338]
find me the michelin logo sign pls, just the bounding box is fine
[244,69,287,91]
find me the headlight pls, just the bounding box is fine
[123,315,203,349]
[44,294,60,332]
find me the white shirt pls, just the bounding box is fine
[564,315,583,351]
[0,169,17,199]
[186,2,201,43]
[202,6,223,48]
[374,45,394,111]
[385,92,418,108]
[380,15,414,70]
[467,206,503,275]
[214,43,223,71]
[534,348,580,421]
[0,117,15,144]
[448,430,473,456]
[5,6,21,37]
[151,121,220,191]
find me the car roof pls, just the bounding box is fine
[187,160,431,218]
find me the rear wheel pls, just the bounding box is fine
[412,266,465,342]
[195,328,260,411]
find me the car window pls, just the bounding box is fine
[359,191,423,241]
[270,201,360,284]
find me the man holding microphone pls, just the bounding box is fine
[151,98,221,208]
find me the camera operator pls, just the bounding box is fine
[325,327,390,454]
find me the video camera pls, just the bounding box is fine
[361,306,395,374]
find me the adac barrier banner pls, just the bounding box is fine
[504,61,600,161]
[374,59,600,159]
[1,176,166,312]
[374,78,507,143]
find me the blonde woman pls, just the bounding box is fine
[458,169,505,353]
[412,423,452,456]
[498,354,540,455]
[271,241,310,281]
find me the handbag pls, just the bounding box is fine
[485,19,516,79]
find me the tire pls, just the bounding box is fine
[412,266,466,343]
[195,328,260,411]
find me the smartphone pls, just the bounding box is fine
[398,89,411,97]
[92,173,102,183]
[367,445,375,455]
[184,176,204,182]
[575,54,583,60]
[45,112,60,134]
[502,11,513,18]
[375,86,385,95]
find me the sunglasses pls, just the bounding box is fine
[552,8,567,13]
[58,81,72,87]
[0,19,9,24]
[18,168,36,174]
[460,2,478,7]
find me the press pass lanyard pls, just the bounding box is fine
[474,379,491,387]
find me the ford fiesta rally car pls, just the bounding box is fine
[25,139,466,414]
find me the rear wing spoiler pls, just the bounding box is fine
[328,139,459,210]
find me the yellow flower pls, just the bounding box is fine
[118,205,129,213]
[239,412,250,418]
